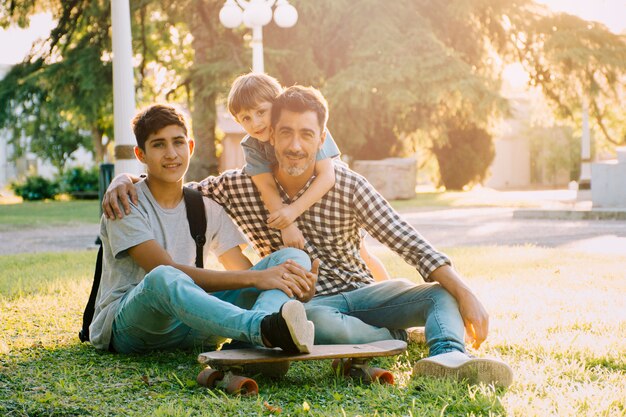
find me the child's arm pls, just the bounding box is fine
[360,241,391,282]
[251,173,306,249]
[267,158,336,230]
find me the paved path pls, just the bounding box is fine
[371,207,626,255]
[0,224,100,255]
[2,207,625,256]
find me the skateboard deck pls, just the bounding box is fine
[197,340,407,395]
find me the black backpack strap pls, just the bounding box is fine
[183,187,207,268]
[79,244,103,342]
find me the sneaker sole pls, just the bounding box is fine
[281,300,314,353]
[413,357,513,388]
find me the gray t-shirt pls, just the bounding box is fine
[89,180,247,350]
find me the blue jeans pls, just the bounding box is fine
[111,248,311,353]
[305,279,465,356]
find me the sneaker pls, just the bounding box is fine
[261,300,314,354]
[407,327,426,345]
[412,351,513,388]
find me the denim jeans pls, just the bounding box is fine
[305,279,466,356]
[111,248,311,353]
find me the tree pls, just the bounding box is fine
[0,0,114,169]
[261,0,521,189]
[509,9,626,148]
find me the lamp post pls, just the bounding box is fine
[110,0,143,176]
[219,0,298,73]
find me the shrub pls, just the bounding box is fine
[10,176,59,201]
[432,124,495,190]
[59,166,99,199]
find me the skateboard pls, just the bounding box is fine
[197,339,407,395]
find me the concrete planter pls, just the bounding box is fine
[352,158,416,200]
[591,147,626,208]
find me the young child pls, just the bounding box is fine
[227,72,339,249]
[90,103,316,354]
[227,72,390,280]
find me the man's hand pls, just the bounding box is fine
[254,259,313,299]
[267,205,298,230]
[298,259,319,302]
[102,174,138,219]
[281,224,305,249]
[455,288,489,349]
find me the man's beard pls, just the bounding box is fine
[280,151,314,177]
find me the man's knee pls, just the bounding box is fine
[142,265,190,292]
[427,283,460,311]
[270,248,311,270]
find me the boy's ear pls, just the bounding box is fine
[134,146,145,163]
[188,138,195,156]
[269,127,275,146]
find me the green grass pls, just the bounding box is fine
[0,200,100,230]
[1,247,624,416]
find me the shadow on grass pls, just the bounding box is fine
[0,343,507,417]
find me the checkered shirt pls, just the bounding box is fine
[192,163,451,296]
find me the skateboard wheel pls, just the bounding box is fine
[197,368,224,388]
[224,375,258,396]
[331,358,353,376]
[365,367,394,385]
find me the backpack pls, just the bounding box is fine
[78,187,207,343]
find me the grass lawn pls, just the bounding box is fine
[0,246,624,416]
[0,200,100,230]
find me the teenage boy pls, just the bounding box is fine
[103,92,513,388]
[90,104,316,354]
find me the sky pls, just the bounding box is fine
[0,1,624,66]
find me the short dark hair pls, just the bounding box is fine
[132,104,188,149]
[270,85,328,132]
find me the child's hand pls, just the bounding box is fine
[268,206,298,230]
[281,224,305,249]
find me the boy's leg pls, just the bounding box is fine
[305,279,465,356]
[213,248,311,313]
[111,265,312,354]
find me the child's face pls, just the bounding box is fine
[134,124,194,184]
[235,101,273,142]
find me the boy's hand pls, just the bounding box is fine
[102,174,138,220]
[267,206,299,230]
[255,259,312,299]
[298,259,319,302]
[281,224,305,249]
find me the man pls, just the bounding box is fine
[93,103,316,355]
[104,88,512,387]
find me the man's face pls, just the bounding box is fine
[270,109,324,177]
[235,101,273,142]
[134,124,194,184]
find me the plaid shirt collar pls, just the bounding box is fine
[195,163,450,296]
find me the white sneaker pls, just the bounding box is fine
[407,327,426,344]
[279,300,315,354]
[412,351,513,388]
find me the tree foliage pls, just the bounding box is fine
[509,8,626,147]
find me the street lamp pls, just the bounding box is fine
[219,0,298,73]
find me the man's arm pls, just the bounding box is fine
[128,239,312,298]
[102,174,141,219]
[267,158,336,230]
[352,174,488,347]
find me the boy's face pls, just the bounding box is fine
[134,124,194,184]
[235,101,273,142]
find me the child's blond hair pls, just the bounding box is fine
[227,72,283,118]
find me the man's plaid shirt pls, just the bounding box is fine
[193,163,451,296]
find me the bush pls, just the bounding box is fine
[432,124,495,190]
[59,166,99,199]
[10,176,59,201]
